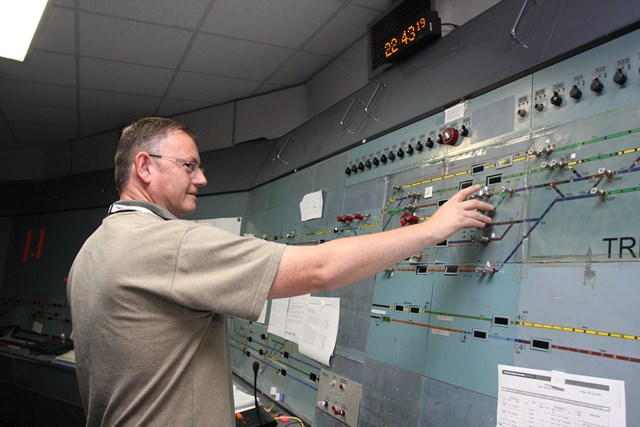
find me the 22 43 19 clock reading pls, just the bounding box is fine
[385,17,431,58]
[368,5,441,77]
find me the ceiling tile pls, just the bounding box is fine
[0,134,19,149]
[252,82,288,97]
[10,121,77,148]
[79,0,211,29]
[0,51,76,86]
[54,0,74,7]
[0,80,76,109]
[304,4,381,56]
[156,98,212,117]
[79,12,193,68]
[79,110,142,136]
[202,0,342,48]
[0,115,19,149]
[182,33,295,81]
[168,71,260,104]
[0,115,10,133]
[35,6,76,55]
[80,89,160,116]
[79,58,174,96]
[267,51,333,86]
[352,0,394,12]
[1,103,76,126]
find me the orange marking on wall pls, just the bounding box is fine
[35,229,45,259]
[22,230,32,263]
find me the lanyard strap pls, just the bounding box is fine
[108,203,154,215]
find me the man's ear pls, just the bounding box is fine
[133,152,153,185]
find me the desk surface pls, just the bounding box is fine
[233,373,308,426]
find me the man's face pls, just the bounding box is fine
[148,130,207,217]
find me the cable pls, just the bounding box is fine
[275,415,305,426]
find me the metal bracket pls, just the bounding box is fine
[272,136,295,165]
[339,97,365,134]
[364,82,387,121]
[511,0,530,49]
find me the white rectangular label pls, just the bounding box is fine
[432,329,450,336]
[371,309,386,315]
[424,186,433,199]
[445,102,466,123]
[437,315,453,322]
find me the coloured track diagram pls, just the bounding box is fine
[229,28,640,425]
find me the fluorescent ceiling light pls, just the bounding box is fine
[0,1,49,62]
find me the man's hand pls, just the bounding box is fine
[425,184,494,243]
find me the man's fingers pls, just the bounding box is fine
[463,199,494,212]
[452,184,482,201]
[463,206,493,227]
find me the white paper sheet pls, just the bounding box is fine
[444,101,466,123]
[284,294,310,343]
[267,298,289,339]
[233,384,255,412]
[298,297,340,366]
[299,190,323,221]
[497,364,626,427]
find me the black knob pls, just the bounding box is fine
[613,68,627,85]
[397,148,404,158]
[380,154,388,164]
[426,137,434,148]
[351,165,358,174]
[416,141,424,151]
[388,151,396,161]
[569,85,582,100]
[460,125,469,137]
[550,91,562,107]
[534,103,544,112]
[372,157,379,166]
[517,109,527,117]
[406,144,414,155]
[345,167,352,176]
[436,134,444,144]
[590,77,603,93]
[365,159,372,169]
[358,162,364,171]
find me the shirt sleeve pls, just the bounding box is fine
[169,223,285,319]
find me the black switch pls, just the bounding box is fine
[613,68,627,85]
[590,77,603,93]
[569,85,582,100]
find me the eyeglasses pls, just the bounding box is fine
[149,154,204,175]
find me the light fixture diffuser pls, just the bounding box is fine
[0,1,49,62]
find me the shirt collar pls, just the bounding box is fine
[108,200,177,220]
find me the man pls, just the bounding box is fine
[67,117,493,426]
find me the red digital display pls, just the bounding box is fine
[369,2,441,77]
[384,16,432,59]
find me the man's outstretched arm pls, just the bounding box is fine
[269,184,493,299]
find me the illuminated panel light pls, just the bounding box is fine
[0,1,49,62]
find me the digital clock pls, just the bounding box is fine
[368,1,441,78]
